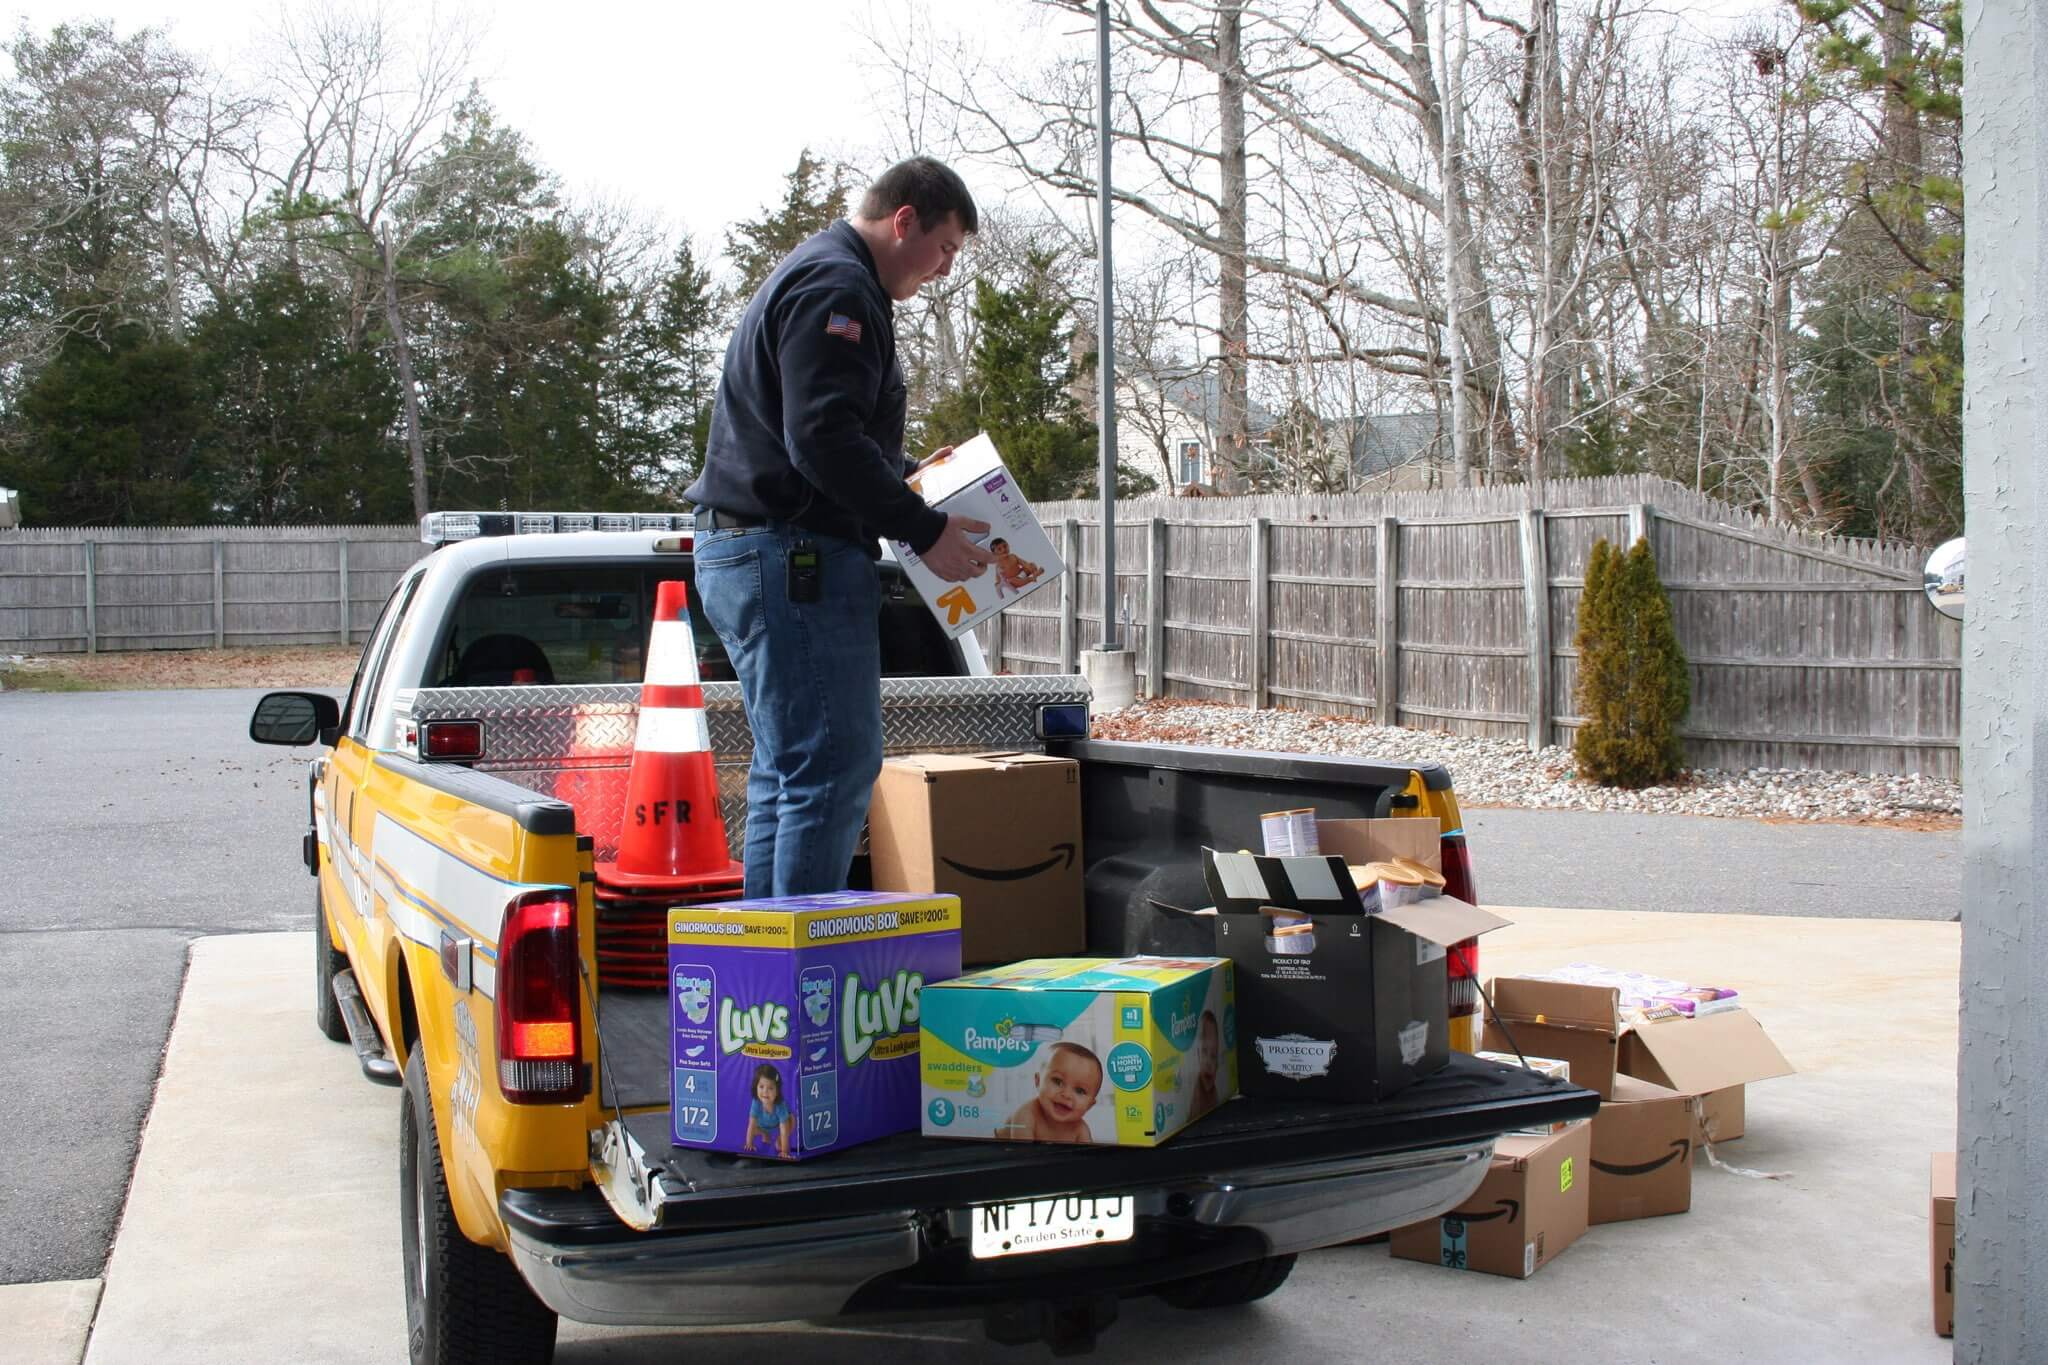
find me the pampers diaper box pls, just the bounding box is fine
[668,891,962,1161]
[919,957,1236,1148]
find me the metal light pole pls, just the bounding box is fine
[1096,0,1119,653]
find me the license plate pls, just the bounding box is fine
[968,1195,1135,1259]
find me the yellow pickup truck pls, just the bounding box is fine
[249,511,1588,1364]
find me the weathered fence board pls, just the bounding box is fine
[0,525,425,653]
[995,474,1959,777]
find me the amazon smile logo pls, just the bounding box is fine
[1592,1139,1692,1177]
[1443,1199,1519,1227]
[939,843,1076,883]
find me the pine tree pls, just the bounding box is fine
[1573,536,1691,789]
[920,250,1097,500]
[725,150,849,300]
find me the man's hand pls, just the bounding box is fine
[913,444,955,475]
[920,514,993,582]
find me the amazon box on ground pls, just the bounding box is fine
[1589,1075,1696,1223]
[1192,821,1510,1102]
[1389,1121,1591,1278]
[1932,1152,1956,1336]
[893,432,1063,638]
[867,752,1084,965]
[1484,977,1793,1128]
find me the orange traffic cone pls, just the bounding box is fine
[594,580,745,894]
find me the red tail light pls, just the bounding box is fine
[496,889,586,1103]
[1441,835,1482,1038]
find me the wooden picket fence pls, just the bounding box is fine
[979,475,1960,779]
[0,475,1961,777]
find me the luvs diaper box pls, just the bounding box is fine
[919,957,1236,1147]
[668,891,961,1161]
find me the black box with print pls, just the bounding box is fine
[1196,829,1509,1102]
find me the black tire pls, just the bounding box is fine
[1155,1253,1298,1310]
[314,887,348,1044]
[401,1049,558,1365]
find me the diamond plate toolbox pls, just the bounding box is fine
[401,674,1091,862]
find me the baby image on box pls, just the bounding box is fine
[743,1062,794,1160]
[999,1040,1103,1143]
[988,537,1044,598]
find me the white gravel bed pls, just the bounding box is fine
[1090,701,1963,825]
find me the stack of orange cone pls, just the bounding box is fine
[596,579,744,890]
[592,581,744,986]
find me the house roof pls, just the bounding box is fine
[1128,367,1280,437]
[1346,411,1443,476]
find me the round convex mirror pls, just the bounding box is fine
[1923,537,1964,621]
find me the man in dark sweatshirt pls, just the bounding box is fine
[685,156,989,898]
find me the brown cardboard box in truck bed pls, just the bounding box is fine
[1389,1121,1591,1279]
[866,752,1083,965]
[1485,977,1793,1114]
[1589,1076,1696,1224]
[1931,1152,1956,1336]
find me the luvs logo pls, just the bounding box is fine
[718,998,790,1055]
[841,970,924,1065]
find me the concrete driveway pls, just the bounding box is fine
[11,903,1956,1365]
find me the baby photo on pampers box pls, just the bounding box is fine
[920,958,1236,1148]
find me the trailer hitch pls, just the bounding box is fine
[984,1294,1118,1356]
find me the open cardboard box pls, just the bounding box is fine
[1484,977,1792,1137]
[1189,818,1509,1102]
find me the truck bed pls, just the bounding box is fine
[553,1055,1595,1233]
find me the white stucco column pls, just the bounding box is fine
[1958,1,2047,1358]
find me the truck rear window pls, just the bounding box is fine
[430,561,961,688]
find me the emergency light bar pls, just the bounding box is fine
[420,510,689,545]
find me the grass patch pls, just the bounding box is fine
[0,667,105,692]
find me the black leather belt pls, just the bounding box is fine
[693,507,766,531]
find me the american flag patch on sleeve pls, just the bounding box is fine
[824,312,864,343]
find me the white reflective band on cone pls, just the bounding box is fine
[635,706,710,753]
[644,622,702,685]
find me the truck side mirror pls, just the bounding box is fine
[250,691,342,747]
[1923,537,1964,621]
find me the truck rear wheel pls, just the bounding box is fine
[314,887,347,1044]
[1155,1253,1298,1309]
[401,1049,558,1365]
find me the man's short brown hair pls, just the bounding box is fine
[859,156,979,236]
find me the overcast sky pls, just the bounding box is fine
[3,1,1065,250]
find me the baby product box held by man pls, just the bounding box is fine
[919,957,1236,1148]
[669,892,962,1161]
[895,433,1065,638]
[684,157,992,900]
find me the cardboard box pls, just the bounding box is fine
[1589,1075,1697,1223]
[1475,1051,1572,1134]
[919,957,1236,1147]
[1619,1009,1792,1138]
[867,752,1085,966]
[1198,819,1509,1102]
[895,432,1063,638]
[1390,1122,1592,1278]
[1932,1152,1956,1336]
[668,892,962,1160]
[1484,978,1625,1098]
[1485,976,1793,1107]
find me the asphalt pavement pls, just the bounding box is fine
[0,686,1963,1293]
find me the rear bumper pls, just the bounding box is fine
[502,1139,1491,1328]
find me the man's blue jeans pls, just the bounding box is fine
[691,523,883,898]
